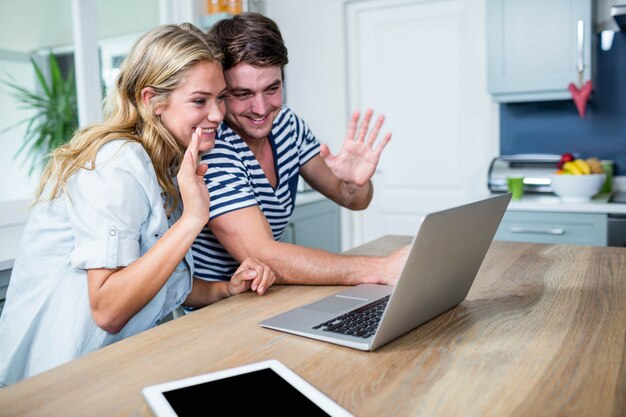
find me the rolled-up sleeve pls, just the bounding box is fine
[66,141,157,270]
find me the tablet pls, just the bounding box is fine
[142,359,355,417]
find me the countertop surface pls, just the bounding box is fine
[0,237,624,417]
[505,192,626,214]
[503,176,626,214]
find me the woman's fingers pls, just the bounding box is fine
[253,263,276,295]
[238,258,275,296]
[196,163,208,176]
[180,127,202,178]
[188,127,202,158]
[177,127,210,228]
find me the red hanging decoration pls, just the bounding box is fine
[568,80,593,118]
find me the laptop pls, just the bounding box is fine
[259,193,512,351]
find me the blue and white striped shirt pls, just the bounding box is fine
[192,107,320,281]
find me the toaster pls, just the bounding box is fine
[487,154,561,194]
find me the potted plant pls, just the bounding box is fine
[1,53,78,174]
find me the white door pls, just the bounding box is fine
[346,0,499,245]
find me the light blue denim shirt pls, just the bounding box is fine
[0,140,193,386]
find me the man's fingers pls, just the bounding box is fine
[374,132,392,155]
[344,110,360,142]
[366,115,385,147]
[356,108,374,143]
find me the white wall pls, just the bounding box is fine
[0,0,161,53]
[263,0,349,153]
[0,52,42,202]
[0,0,162,206]
[264,0,499,248]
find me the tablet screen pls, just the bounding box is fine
[143,360,353,417]
[163,368,329,416]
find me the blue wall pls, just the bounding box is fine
[500,32,626,175]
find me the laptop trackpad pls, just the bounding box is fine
[303,296,366,314]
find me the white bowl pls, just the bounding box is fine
[550,173,606,202]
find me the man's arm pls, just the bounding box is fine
[209,205,406,285]
[299,155,373,210]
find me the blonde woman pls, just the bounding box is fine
[0,23,275,386]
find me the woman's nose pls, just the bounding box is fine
[207,105,225,123]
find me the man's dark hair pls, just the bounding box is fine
[207,12,289,71]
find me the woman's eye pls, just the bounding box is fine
[193,99,206,105]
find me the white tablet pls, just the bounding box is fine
[142,359,354,417]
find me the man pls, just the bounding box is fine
[192,12,406,290]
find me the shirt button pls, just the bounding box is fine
[109,229,116,236]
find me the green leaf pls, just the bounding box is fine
[0,53,78,175]
[30,57,51,98]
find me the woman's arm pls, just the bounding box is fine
[87,129,210,334]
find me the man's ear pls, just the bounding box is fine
[140,87,162,115]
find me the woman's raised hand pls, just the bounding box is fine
[177,127,211,228]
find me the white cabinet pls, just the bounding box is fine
[495,210,607,246]
[487,0,592,102]
[281,197,341,253]
[0,269,9,317]
[345,0,497,246]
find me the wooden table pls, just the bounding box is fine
[1,237,625,417]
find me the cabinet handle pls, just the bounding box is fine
[509,226,565,235]
[577,18,584,86]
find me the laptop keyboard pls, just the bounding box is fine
[312,295,391,339]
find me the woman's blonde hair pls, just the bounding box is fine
[35,23,223,214]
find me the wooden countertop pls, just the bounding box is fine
[0,237,624,416]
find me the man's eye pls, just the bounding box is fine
[232,92,252,100]
[266,86,280,94]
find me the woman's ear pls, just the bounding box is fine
[140,87,162,116]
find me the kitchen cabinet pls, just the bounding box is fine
[0,217,27,318]
[495,210,607,246]
[280,197,341,253]
[343,0,496,245]
[487,0,592,102]
[0,269,9,317]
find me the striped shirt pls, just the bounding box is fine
[192,106,320,281]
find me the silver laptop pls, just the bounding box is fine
[259,193,512,351]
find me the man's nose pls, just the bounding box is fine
[249,93,269,115]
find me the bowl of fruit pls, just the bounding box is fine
[551,153,606,202]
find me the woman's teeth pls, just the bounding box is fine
[201,128,215,134]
